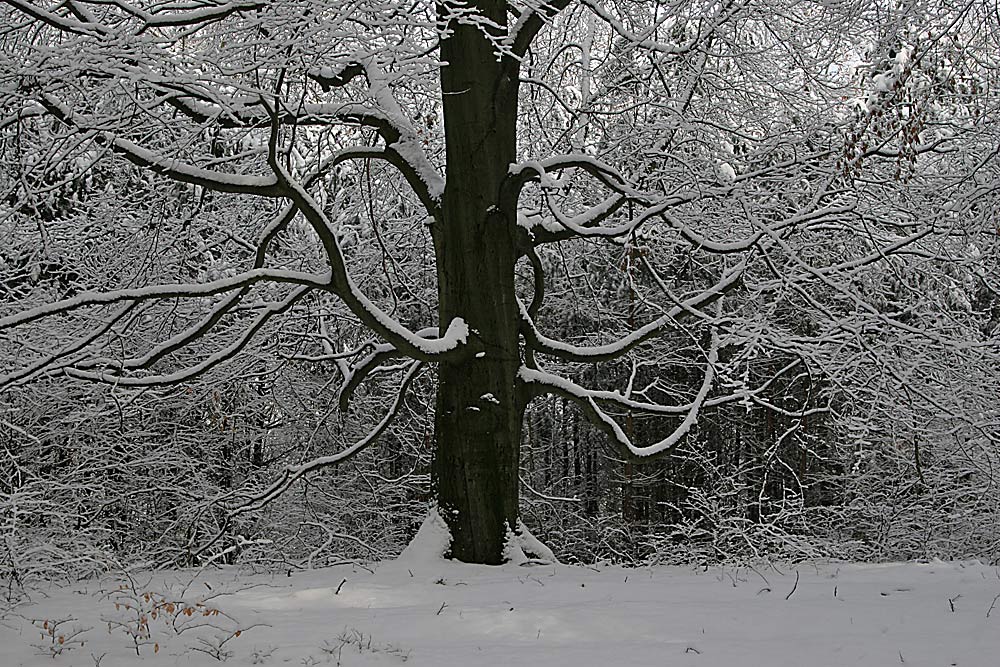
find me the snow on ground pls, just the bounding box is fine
[3,553,999,666]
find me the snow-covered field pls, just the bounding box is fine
[4,527,999,667]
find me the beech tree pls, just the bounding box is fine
[2,0,996,565]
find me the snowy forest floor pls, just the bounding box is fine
[4,553,1000,667]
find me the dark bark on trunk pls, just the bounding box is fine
[432,1,523,564]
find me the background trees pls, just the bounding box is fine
[1,0,997,578]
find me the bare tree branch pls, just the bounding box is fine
[518,324,721,462]
[519,260,744,363]
[0,268,327,331]
[38,94,286,197]
[231,361,424,513]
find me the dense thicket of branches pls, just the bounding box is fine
[1,0,998,586]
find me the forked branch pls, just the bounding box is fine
[518,326,722,463]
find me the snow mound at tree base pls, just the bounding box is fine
[504,520,559,565]
[395,508,453,567]
[393,510,559,570]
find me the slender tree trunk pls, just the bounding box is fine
[432,1,523,564]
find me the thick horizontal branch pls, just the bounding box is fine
[164,95,393,133]
[518,326,720,462]
[112,134,284,196]
[516,195,629,243]
[7,0,269,35]
[65,286,312,387]
[519,260,744,363]
[307,62,367,90]
[165,92,443,212]
[3,0,110,36]
[137,1,268,29]
[38,94,285,197]
[505,155,695,242]
[504,154,647,208]
[0,268,327,330]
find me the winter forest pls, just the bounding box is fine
[1,0,999,664]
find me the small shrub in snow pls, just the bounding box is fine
[99,573,256,657]
[29,616,89,658]
[322,627,410,664]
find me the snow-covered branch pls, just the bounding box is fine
[127,1,268,29]
[332,328,438,411]
[63,286,312,387]
[506,0,573,57]
[0,268,327,331]
[161,70,444,213]
[506,154,648,202]
[38,94,286,198]
[519,260,744,363]
[5,0,270,35]
[518,325,721,461]
[3,0,110,36]
[577,0,736,55]
[271,160,469,362]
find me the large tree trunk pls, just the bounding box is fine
[432,1,523,564]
